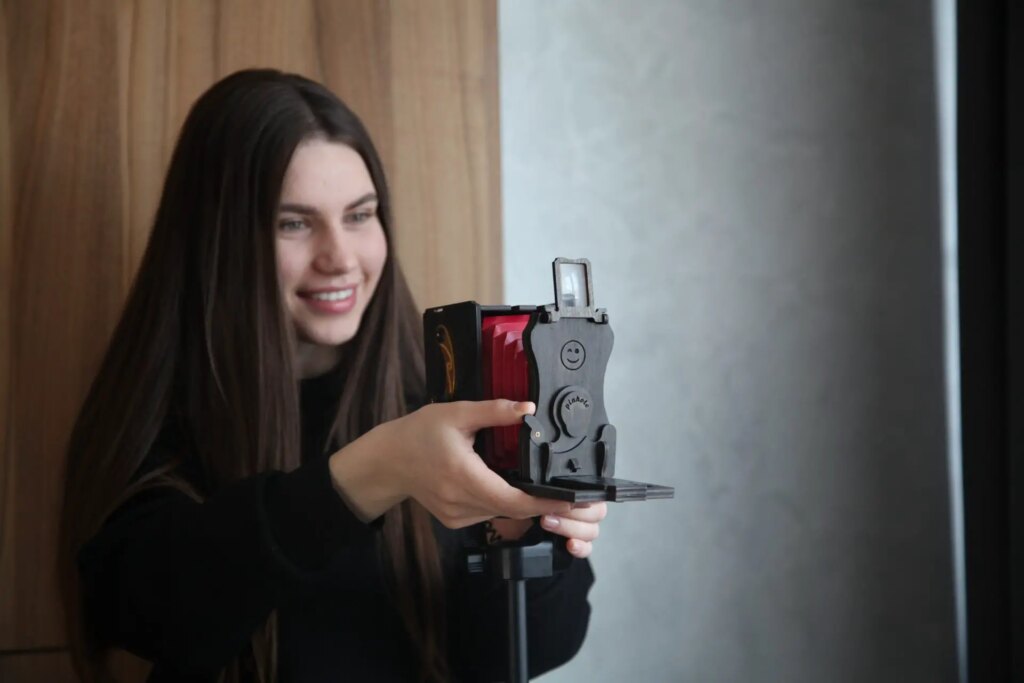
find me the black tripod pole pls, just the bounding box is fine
[467,534,571,683]
[508,577,528,683]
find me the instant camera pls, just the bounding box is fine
[423,258,673,681]
[424,257,674,503]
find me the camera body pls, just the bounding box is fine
[424,258,673,503]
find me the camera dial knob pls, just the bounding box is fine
[555,386,593,438]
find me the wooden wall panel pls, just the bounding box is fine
[0,0,14,661]
[390,0,503,308]
[2,0,129,651]
[0,0,501,672]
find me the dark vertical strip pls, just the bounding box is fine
[958,0,1021,680]
[1005,0,1024,675]
[957,0,1006,680]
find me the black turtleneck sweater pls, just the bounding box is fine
[78,370,594,682]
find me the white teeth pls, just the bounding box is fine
[309,289,354,301]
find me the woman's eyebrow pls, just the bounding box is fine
[277,193,377,215]
[278,203,318,215]
[345,192,378,210]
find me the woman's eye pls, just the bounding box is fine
[278,218,307,233]
[346,208,377,225]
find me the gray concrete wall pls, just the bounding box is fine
[499,2,958,681]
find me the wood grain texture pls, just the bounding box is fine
[0,0,501,660]
[389,0,503,308]
[1,0,128,651]
[0,0,15,660]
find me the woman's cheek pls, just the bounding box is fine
[364,224,389,292]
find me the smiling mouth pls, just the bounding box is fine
[298,286,359,314]
[305,289,354,301]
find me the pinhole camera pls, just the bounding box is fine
[424,258,673,503]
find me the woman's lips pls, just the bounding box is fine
[298,286,358,314]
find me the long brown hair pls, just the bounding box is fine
[58,69,446,682]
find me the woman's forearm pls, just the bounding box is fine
[327,424,407,521]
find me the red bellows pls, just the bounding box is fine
[481,315,531,470]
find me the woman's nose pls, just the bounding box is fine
[313,225,357,274]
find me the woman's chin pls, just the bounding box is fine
[319,330,357,346]
[296,321,360,348]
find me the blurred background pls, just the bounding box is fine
[501,2,956,681]
[2,1,1021,681]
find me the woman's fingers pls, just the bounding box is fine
[395,400,620,528]
[566,539,592,559]
[449,398,536,433]
[539,502,607,558]
[428,456,570,528]
[540,513,600,542]
[559,502,607,523]
[471,459,571,519]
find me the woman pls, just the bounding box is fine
[58,69,603,682]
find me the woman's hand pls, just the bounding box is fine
[491,502,608,559]
[540,502,607,559]
[328,399,572,527]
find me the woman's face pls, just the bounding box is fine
[275,139,388,376]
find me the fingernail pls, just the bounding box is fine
[515,401,536,414]
[541,515,560,529]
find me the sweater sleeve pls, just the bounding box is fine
[77,454,377,677]
[447,529,596,681]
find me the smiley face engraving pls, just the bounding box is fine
[560,340,586,370]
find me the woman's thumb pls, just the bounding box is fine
[457,399,535,431]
